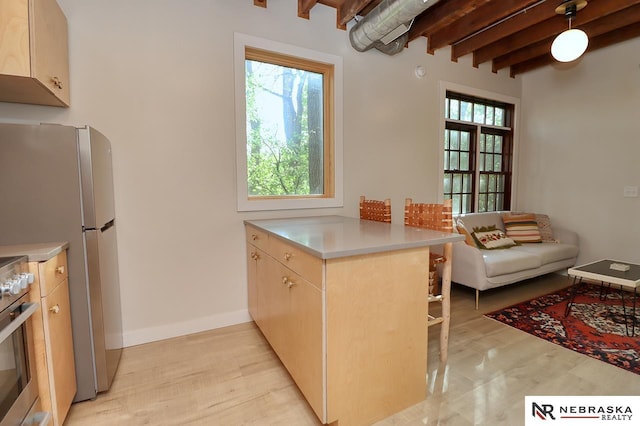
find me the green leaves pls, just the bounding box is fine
[245,59,322,197]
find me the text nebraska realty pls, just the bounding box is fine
[558,404,632,421]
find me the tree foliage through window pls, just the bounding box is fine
[245,53,325,197]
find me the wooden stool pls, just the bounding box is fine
[404,198,453,363]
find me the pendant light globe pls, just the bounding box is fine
[551,28,588,62]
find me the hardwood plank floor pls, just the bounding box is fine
[66,274,640,425]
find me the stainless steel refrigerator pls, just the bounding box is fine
[0,122,123,402]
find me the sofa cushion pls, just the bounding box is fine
[472,227,517,249]
[510,242,579,265]
[482,249,543,277]
[502,213,542,243]
[455,211,506,232]
[535,214,555,242]
[456,221,477,247]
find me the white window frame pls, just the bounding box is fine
[438,81,521,211]
[234,33,344,212]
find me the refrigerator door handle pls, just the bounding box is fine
[100,219,115,233]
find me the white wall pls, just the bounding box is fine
[0,0,520,346]
[519,38,640,265]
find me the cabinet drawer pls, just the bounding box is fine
[38,251,68,297]
[268,236,322,289]
[246,225,269,251]
[42,279,76,425]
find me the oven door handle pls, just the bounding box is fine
[0,302,39,345]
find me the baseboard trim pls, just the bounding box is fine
[122,309,252,347]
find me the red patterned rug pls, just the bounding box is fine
[485,283,640,375]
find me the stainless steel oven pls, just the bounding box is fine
[0,256,50,426]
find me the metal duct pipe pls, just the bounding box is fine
[372,33,409,56]
[349,0,441,55]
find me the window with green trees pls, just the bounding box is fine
[234,34,342,212]
[245,47,333,198]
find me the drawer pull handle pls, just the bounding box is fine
[282,277,296,288]
[250,252,259,260]
[283,252,292,261]
[49,304,60,314]
[55,265,65,274]
[51,76,63,89]
[251,234,258,241]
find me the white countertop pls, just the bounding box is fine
[245,216,464,259]
[0,242,69,262]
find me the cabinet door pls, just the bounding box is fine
[0,0,30,76]
[284,267,323,421]
[258,256,290,362]
[31,0,70,105]
[42,280,77,425]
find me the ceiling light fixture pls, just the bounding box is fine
[551,0,588,62]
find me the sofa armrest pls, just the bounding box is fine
[451,241,488,290]
[552,226,579,246]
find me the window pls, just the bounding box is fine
[443,90,515,215]
[234,33,343,211]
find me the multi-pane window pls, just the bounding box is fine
[444,92,514,215]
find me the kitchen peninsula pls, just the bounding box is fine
[245,216,463,425]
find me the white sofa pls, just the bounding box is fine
[451,211,579,308]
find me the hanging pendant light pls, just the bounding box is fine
[551,0,588,63]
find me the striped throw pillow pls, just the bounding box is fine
[502,213,542,243]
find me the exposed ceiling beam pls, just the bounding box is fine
[473,0,640,67]
[510,21,640,76]
[492,39,551,72]
[426,0,541,54]
[299,0,318,19]
[251,0,640,76]
[408,0,492,46]
[493,5,640,72]
[337,0,375,26]
[451,0,554,60]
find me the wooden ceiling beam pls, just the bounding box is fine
[299,0,318,19]
[452,0,555,61]
[583,5,640,35]
[473,0,640,67]
[407,0,492,45]
[494,5,640,72]
[508,55,553,78]
[427,0,541,55]
[337,0,375,26]
[510,22,640,76]
[492,40,551,72]
[257,0,640,76]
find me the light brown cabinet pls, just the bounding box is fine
[246,223,429,426]
[29,250,76,426]
[246,225,323,419]
[0,0,70,106]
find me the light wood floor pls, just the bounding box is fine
[65,274,640,426]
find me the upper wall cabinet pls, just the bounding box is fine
[0,0,70,107]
